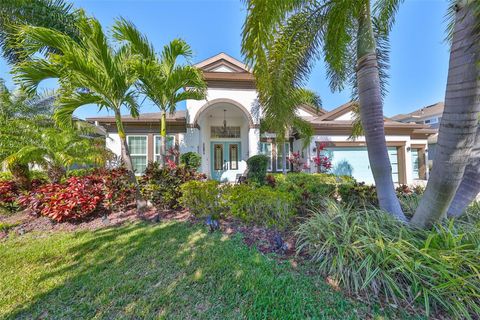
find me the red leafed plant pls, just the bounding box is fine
[0,181,20,212]
[19,168,135,222]
[312,142,332,173]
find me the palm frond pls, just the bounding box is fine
[0,0,80,63]
[112,17,156,60]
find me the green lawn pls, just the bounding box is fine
[0,222,420,319]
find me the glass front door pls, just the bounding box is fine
[211,142,241,181]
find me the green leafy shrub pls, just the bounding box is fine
[274,173,342,213]
[296,200,480,318]
[141,162,205,209]
[179,180,222,218]
[180,152,202,170]
[223,184,295,229]
[338,181,378,208]
[246,154,269,185]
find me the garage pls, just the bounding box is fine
[325,147,399,184]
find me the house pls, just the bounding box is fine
[392,102,443,165]
[87,53,436,185]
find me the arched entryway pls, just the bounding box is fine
[195,99,254,181]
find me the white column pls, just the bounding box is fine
[248,127,260,159]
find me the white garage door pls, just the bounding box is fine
[326,147,399,184]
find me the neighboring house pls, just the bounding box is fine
[88,53,435,185]
[392,102,444,168]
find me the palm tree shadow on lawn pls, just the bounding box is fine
[4,222,420,319]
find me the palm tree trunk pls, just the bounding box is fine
[411,2,480,228]
[114,109,147,211]
[447,127,480,217]
[282,142,287,175]
[47,164,66,184]
[8,162,30,190]
[356,4,406,221]
[160,110,167,167]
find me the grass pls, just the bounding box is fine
[0,221,419,319]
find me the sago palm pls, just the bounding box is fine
[411,0,480,227]
[113,18,207,166]
[0,78,54,189]
[242,0,406,220]
[13,15,147,209]
[3,127,107,183]
[0,0,80,63]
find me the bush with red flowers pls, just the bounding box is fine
[19,168,135,222]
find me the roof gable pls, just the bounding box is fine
[195,53,250,73]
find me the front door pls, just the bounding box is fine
[211,142,241,181]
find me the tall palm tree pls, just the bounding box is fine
[13,15,147,209]
[0,0,80,63]
[242,0,406,220]
[447,127,480,217]
[410,0,480,227]
[3,127,108,183]
[113,19,207,166]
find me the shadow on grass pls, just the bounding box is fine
[2,221,418,319]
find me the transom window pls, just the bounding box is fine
[154,135,175,162]
[211,126,241,139]
[127,135,147,175]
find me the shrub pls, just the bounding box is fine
[141,162,205,209]
[296,200,480,318]
[0,181,19,213]
[19,168,135,222]
[246,154,269,185]
[338,181,378,208]
[179,180,222,218]
[223,184,295,229]
[180,152,202,170]
[19,177,104,222]
[274,173,341,213]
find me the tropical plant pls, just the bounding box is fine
[180,152,202,170]
[0,0,80,63]
[246,154,269,185]
[411,0,480,227]
[12,15,147,209]
[296,200,480,318]
[0,78,54,189]
[112,18,206,166]
[3,127,109,183]
[242,0,405,220]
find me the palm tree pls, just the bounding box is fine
[112,19,207,166]
[0,78,54,189]
[0,0,80,63]
[3,127,108,183]
[447,127,480,218]
[13,15,147,209]
[242,0,406,220]
[410,0,480,227]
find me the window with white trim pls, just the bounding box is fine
[259,142,273,171]
[127,135,147,175]
[276,142,291,172]
[154,135,175,163]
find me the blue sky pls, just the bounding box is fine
[0,0,450,119]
